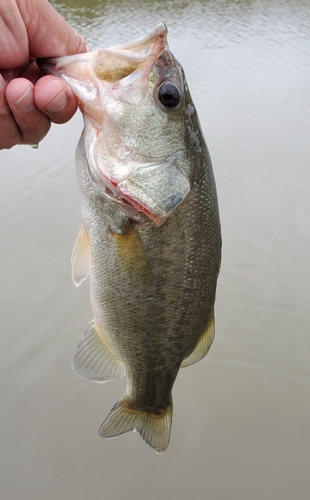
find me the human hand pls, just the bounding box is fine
[0,0,90,150]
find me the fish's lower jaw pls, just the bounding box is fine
[98,396,173,453]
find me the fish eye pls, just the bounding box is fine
[158,82,181,109]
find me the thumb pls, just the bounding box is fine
[20,0,90,58]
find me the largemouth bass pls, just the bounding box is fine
[40,24,221,453]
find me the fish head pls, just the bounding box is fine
[40,24,196,226]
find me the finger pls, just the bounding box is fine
[20,61,42,85]
[0,1,28,68]
[34,75,78,124]
[0,63,32,83]
[19,0,90,58]
[5,78,51,145]
[0,74,22,149]
[1,61,42,85]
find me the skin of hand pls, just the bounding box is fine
[0,0,90,149]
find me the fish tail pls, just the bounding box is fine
[98,396,172,454]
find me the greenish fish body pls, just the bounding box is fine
[41,24,221,453]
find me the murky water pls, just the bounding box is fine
[1,1,310,499]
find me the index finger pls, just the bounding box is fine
[24,0,89,58]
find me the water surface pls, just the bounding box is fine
[1,1,309,499]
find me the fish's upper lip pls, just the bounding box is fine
[108,23,168,52]
[37,23,168,80]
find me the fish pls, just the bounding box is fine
[39,23,221,453]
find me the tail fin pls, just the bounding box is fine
[98,396,172,454]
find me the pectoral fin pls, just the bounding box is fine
[71,223,91,287]
[72,323,125,382]
[111,224,152,282]
[181,315,215,368]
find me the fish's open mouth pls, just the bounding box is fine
[92,24,168,83]
[38,23,168,89]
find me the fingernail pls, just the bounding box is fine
[71,27,91,53]
[13,87,35,112]
[45,90,67,113]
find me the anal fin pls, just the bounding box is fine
[181,315,215,368]
[72,323,125,382]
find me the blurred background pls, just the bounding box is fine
[1,1,309,499]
